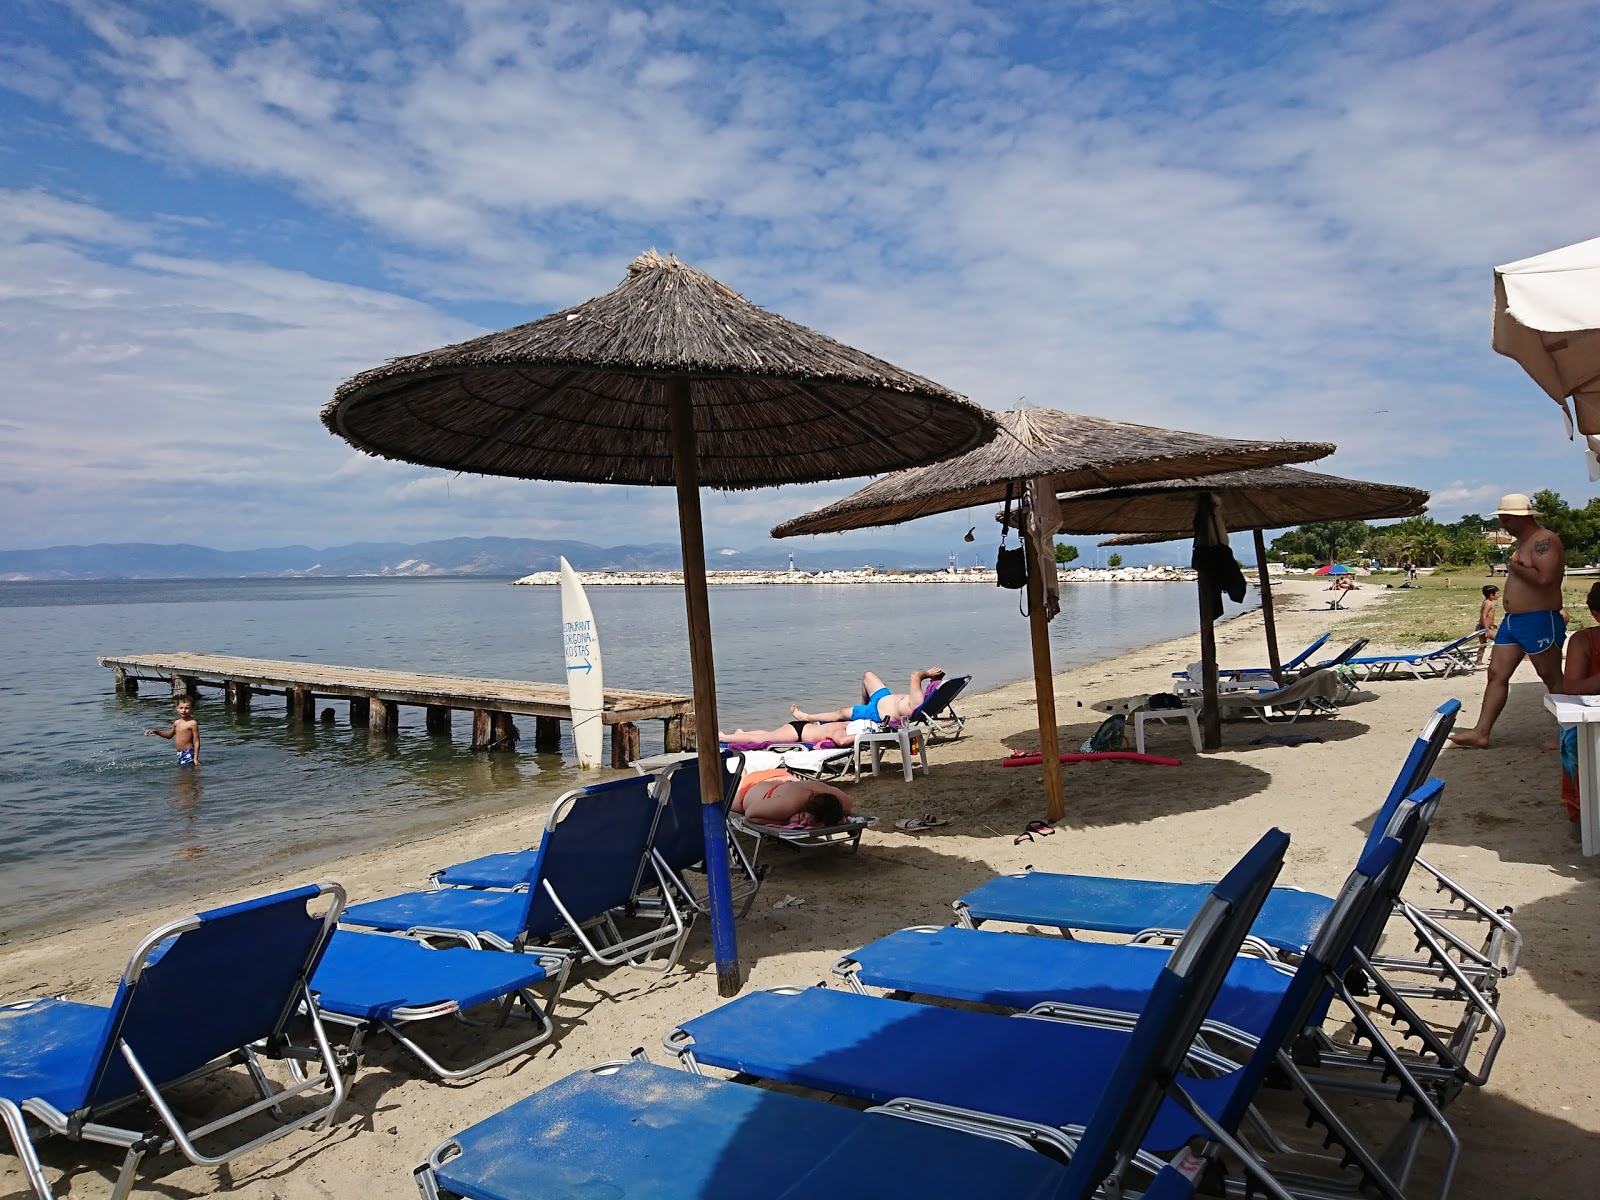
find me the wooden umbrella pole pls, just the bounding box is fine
[1253,529,1284,684]
[1196,497,1222,751]
[1025,540,1066,823]
[666,378,741,998]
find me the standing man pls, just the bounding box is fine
[1451,494,1566,748]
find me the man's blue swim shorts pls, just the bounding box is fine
[851,686,892,722]
[177,746,196,766]
[1494,610,1566,656]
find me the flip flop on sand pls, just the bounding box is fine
[895,814,951,833]
[1015,819,1055,844]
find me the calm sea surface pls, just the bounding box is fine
[0,577,1256,937]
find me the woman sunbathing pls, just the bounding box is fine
[719,716,874,746]
[734,769,853,828]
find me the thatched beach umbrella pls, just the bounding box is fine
[1036,467,1428,745]
[323,251,998,996]
[773,408,1333,821]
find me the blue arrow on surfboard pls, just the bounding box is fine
[566,660,593,675]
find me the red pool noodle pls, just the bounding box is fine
[1002,751,1182,768]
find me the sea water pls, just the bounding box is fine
[0,576,1254,937]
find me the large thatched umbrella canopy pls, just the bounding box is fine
[1031,466,1429,726]
[773,407,1333,822]
[1043,467,1429,537]
[324,250,994,486]
[323,251,999,998]
[770,407,1334,537]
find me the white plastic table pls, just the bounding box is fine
[1543,694,1600,855]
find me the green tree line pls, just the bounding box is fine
[1268,490,1600,569]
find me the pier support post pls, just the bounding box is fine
[471,709,493,751]
[114,667,138,696]
[491,711,518,750]
[369,697,398,738]
[349,696,370,726]
[678,716,697,752]
[426,705,452,736]
[534,716,562,753]
[611,721,640,768]
[288,687,315,724]
[172,675,198,699]
[663,714,685,753]
[225,681,251,710]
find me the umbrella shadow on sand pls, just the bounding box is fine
[875,745,1273,833]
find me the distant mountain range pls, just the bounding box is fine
[0,537,953,581]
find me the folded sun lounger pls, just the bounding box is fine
[343,773,687,970]
[1,884,345,1200]
[414,829,1292,1200]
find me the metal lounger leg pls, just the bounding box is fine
[0,1098,53,1200]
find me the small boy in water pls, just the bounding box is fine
[146,696,201,766]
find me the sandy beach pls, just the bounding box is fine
[4,577,1596,1199]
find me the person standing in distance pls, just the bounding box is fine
[1451,494,1566,748]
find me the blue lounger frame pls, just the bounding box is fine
[342,773,687,971]
[0,884,346,1200]
[414,829,1293,1200]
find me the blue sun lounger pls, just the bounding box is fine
[309,930,571,1083]
[1345,632,1483,681]
[954,700,1457,961]
[1,884,345,1200]
[342,773,687,970]
[676,812,1463,1200]
[834,780,1496,1079]
[1182,632,1331,681]
[414,829,1292,1200]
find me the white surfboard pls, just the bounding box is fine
[559,557,605,769]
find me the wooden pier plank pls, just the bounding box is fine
[98,652,693,725]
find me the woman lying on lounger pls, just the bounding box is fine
[734,769,853,829]
[719,716,875,746]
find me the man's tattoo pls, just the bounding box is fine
[1534,538,1552,556]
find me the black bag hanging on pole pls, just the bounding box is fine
[996,481,1027,590]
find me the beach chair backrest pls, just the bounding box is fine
[1053,828,1289,1199]
[1350,779,1441,959]
[1283,632,1332,670]
[1322,637,1370,669]
[524,774,663,939]
[913,675,970,722]
[85,883,341,1109]
[1213,804,1425,1133]
[651,752,743,873]
[1358,700,1458,859]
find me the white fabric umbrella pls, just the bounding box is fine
[1494,236,1600,476]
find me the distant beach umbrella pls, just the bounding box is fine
[324,250,999,997]
[1495,237,1600,476]
[1041,466,1427,735]
[774,408,1334,820]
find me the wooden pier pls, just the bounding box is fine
[100,652,695,766]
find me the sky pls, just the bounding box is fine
[3,0,1600,565]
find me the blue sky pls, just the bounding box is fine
[3,0,1599,564]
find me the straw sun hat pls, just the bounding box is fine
[1492,493,1538,517]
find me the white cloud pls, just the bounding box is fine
[3,2,1600,552]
